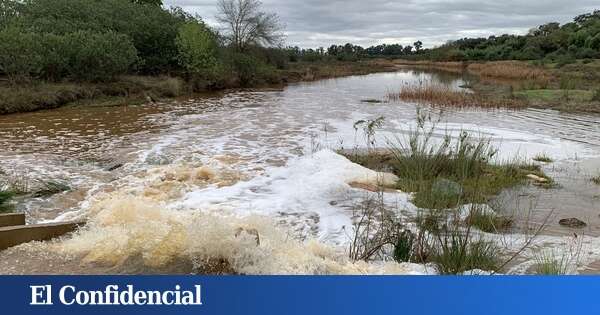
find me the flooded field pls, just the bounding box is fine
[1,69,600,274]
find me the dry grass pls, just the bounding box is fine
[395,60,553,86]
[467,61,553,84]
[0,76,188,114]
[395,60,466,74]
[387,84,526,109]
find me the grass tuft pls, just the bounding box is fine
[467,210,513,233]
[534,251,570,275]
[432,233,500,275]
[532,153,553,163]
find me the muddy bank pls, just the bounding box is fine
[0,60,398,115]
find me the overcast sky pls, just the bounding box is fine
[164,0,599,48]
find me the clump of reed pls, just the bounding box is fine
[387,83,526,110]
[533,153,553,163]
[467,61,553,84]
[534,251,570,275]
[346,109,551,210]
[395,60,467,74]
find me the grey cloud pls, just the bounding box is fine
[164,0,599,48]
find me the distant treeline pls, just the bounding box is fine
[423,10,600,63]
[288,11,600,65]
[285,41,424,62]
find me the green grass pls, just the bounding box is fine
[513,89,594,103]
[345,115,552,209]
[534,251,569,275]
[432,234,500,275]
[533,153,553,163]
[467,210,513,233]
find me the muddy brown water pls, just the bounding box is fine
[1,69,600,273]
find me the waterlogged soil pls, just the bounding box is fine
[1,70,600,274]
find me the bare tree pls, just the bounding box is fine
[216,0,284,51]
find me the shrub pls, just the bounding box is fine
[227,52,280,86]
[0,27,43,82]
[61,31,138,82]
[175,22,221,83]
[16,0,189,73]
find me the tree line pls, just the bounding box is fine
[418,11,600,63]
[286,41,424,62]
[287,10,600,65]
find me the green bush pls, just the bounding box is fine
[61,31,138,82]
[175,22,221,83]
[227,52,280,86]
[0,27,43,82]
[15,0,190,73]
[0,27,137,82]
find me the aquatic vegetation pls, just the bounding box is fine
[534,251,571,275]
[413,205,501,274]
[387,83,526,109]
[431,235,500,275]
[349,111,552,209]
[32,181,71,198]
[533,153,554,163]
[466,209,513,234]
[360,99,384,104]
[467,61,553,84]
[0,190,14,213]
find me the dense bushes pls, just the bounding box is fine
[176,22,222,84]
[0,27,43,82]
[0,27,138,82]
[0,0,288,87]
[13,0,189,74]
[58,31,138,81]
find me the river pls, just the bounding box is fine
[1,69,600,274]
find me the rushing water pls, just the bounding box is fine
[1,69,600,274]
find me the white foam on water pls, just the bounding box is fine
[5,72,600,275]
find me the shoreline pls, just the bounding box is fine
[0,59,398,116]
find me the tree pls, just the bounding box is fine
[175,22,221,80]
[414,40,423,52]
[216,0,284,52]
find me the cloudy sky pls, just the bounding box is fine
[164,0,599,48]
